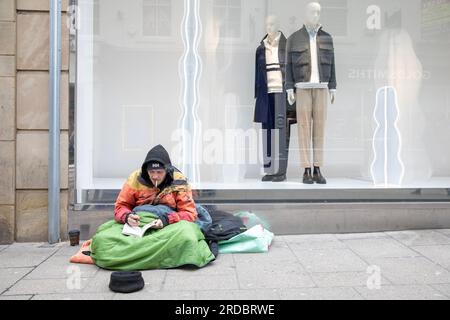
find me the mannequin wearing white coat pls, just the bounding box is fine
[254,15,290,182]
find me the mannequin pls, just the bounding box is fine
[254,15,291,182]
[286,2,337,184]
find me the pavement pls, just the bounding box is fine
[2,229,450,300]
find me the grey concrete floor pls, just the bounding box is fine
[2,229,450,300]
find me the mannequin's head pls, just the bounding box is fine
[265,15,280,38]
[305,2,321,27]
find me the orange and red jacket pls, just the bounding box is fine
[114,169,197,225]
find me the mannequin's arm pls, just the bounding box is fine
[254,51,258,99]
[287,89,296,105]
[328,39,337,104]
[285,39,296,105]
[329,89,336,104]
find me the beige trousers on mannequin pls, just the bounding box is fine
[296,88,328,168]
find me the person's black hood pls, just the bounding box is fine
[140,145,172,186]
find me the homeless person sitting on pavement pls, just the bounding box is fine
[70,144,217,271]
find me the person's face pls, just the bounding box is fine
[147,169,166,187]
[306,2,321,26]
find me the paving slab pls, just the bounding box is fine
[235,260,315,290]
[436,229,450,238]
[367,257,450,285]
[410,245,450,270]
[291,247,368,273]
[163,274,239,291]
[386,230,450,246]
[355,285,449,300]
[31,293,115,300]
[334,232,388,240]
[81,270,116,293]
[279,234,346,249]
[196,289,281,300]
[310,271,391,288]
[25,254,99,280]
[278,287,363,300]
[54,244,82,257]
[342,238,419,259]
[113,290,195,300]
[232,241,298,264]
[4,231,450,300]
[431,284,450,298]
[0,295,32,300]
[3,278,89,296]
[0,243,58,268]
[0,267,33,293]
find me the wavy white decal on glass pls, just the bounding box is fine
[371,86,405,187]
[179,0,202,182]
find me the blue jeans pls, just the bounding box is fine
[132,204,212,233]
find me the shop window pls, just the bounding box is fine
[213,0,242,39]
[74,0,450,203]
[320,0,348,37]
[421,0,450,41]
[143,0,172,37]
[93,0,100,35]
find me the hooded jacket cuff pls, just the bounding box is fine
[124,212,133,225]
[159,213,170,227]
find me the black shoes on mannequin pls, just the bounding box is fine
[261,164,327,184]
[302,167,327,184]
[262,167,327,184]
[272,173,287,182]
[313,166,327,184]
[302,168,314,184]
[262,173,287,182]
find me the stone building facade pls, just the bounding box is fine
[0,0,69,244]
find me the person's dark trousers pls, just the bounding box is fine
[262,93,288,176]
[262,94,275,174]
[283,104,297,176]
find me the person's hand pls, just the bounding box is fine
[127,214,141,227]
[287,89,296,105]
[152,219,164,229]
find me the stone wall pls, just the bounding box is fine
[0,0,69,244]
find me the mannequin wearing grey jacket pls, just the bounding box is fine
[286,2,337,185]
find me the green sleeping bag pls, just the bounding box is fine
[90,212,215,271]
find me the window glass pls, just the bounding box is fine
[75,0,450,203]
